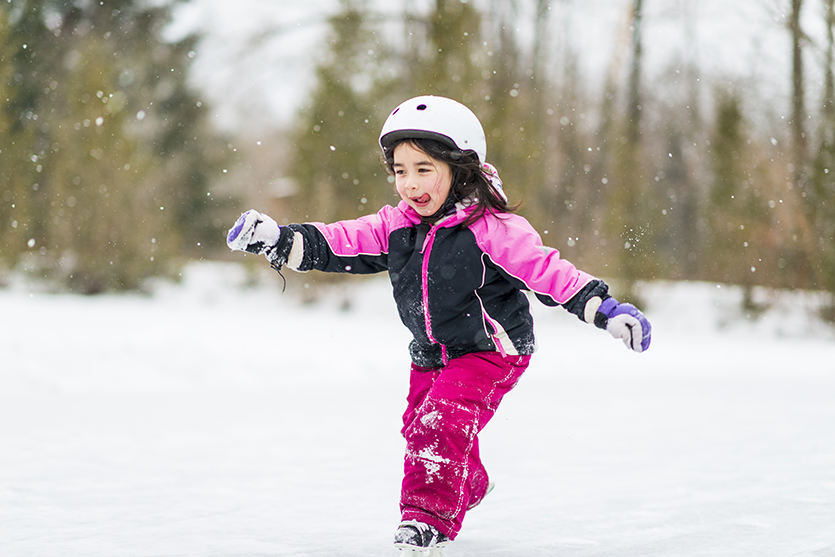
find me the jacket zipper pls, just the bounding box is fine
[419,225,448,364]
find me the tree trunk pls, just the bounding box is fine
[790,0,807,180]
[626,0,643,145]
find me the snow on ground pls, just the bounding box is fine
[1,261,834,556]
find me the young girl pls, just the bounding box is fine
[226,95,651,555]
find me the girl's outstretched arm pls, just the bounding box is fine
[227,208,395,275]
[470,213,651,352]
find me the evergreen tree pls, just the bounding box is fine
[415,0,486,106]
[707,90,773,309]
[810,0,835,297]
[604,0,657,302]
[289,0,396,225]
[0,1,218,292]
[0,4,35,273]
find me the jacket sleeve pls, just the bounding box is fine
[554,279,611,327]
[470,213,611,327]
[280,206,395,274]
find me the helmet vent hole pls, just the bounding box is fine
[416,104,427,111]
[392,108,400,115]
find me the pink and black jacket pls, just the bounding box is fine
[273,201,610,368]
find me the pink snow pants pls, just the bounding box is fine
[400,351,530,540]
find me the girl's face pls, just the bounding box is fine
[392,141,453,218]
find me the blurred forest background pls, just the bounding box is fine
[2,0,835,318]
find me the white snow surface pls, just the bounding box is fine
[2,262,835,556]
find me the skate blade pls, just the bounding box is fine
[394,543,446,556]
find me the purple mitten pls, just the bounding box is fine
[597,297,652,353]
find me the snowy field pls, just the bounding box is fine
[2,261,835,557]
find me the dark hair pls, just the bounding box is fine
[382,137,519,226]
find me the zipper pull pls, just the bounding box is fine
[420,226,436,254]
[414,224,429,254]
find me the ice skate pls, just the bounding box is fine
[393,520,449,556]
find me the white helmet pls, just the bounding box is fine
[379,95,487,164]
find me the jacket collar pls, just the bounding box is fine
[397,199,477,228]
